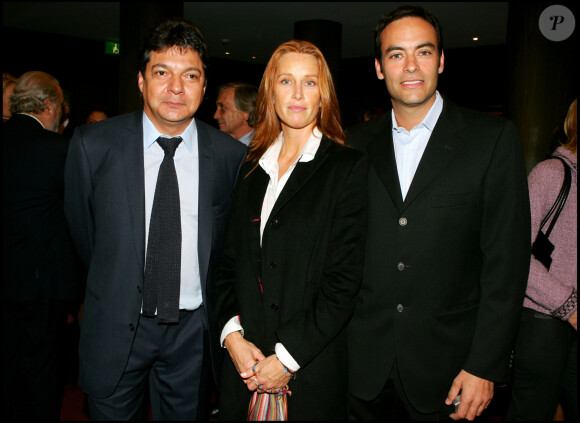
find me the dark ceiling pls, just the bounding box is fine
[2,2,509,64]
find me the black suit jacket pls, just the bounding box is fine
[214,138,368,420]
[64,111,246,398]
[2,114,81,302]
[346,98,531,413]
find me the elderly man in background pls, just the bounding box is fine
[2,70,82,421]
[214,81,257,146]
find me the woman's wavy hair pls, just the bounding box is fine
[245,40,345,173]
[563,98,577,154]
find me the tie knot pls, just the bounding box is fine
[157,136,182,157]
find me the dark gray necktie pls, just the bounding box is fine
[143,136,182,324]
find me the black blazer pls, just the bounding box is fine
[2,114,81,301]
[64,111,246,398]
[214,138,368,420]
[346,98,531,413]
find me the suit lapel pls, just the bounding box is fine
[367,115,404,210]
[196,119,214,286]
[243,138,332,290]
[402,102,464,211]
[268,138,333,219]
[245,167,269,284]
[122,112,146,270]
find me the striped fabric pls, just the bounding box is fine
[247,387,291,421]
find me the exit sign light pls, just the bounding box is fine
[105,41,120,55]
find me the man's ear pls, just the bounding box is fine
[43,98,54,113]
[138,71,144,94]
[438,50,445,75]
[375,58,385,80]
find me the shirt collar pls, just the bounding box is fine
[259,127,322,174]
[238,129,254,146]
[392,91,443,133]
[142,111,197,153]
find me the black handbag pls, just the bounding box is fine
[531,157,571,270]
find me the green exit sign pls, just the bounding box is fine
[105,41,120,55]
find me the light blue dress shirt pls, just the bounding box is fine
[142,113,202,311]
[392,91,443,200]
[238,129,254,146]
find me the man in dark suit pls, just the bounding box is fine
[346,6,531,421]
[64,18,246,420]
[2,71,82,420]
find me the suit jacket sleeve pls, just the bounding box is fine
[213,163,247,333]
[464,119,530,381]
[65,128,95,268]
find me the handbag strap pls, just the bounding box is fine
[538,156,571,238]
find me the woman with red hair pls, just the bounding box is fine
[213,40,367,420]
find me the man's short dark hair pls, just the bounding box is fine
[374,5,444,61]
[217,82,258,127]
[138,17,210,83]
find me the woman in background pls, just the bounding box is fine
[507,99,577,421]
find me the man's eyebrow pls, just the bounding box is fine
[417,42,436,50]
[151,63,202,73]
[386,42,436,52]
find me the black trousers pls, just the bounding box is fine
[87,307,210,421]
[507,307,577,421]
[348,360,455,421]
[1,298,70,421]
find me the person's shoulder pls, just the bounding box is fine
[74,111,139,140]
[346,114,391,137]
[345,114,391,151]
[443,97,512,129]
[196,118,247,155]
[3,114,67,143]
[530,148,574,181]
[322,138,366,170]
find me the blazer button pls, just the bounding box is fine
[397,262,405,271]
[129,323,135,331]
[396,304,404,312]
[137,286,143,293]
[399,217,408,226]
[270,219,279,228]
[270,303,279,311]
[269,262,277,269]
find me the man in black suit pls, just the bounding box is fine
[2,71,82,420]
[346,6,531,421]
[64,18,246,420]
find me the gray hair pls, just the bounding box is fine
[10,71,62,115]
[217,82,258,127]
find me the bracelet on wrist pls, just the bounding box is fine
[276,354,297,380]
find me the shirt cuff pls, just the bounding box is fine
[552,289,577,321]
[275,343,300,372]
[220,315,244,347]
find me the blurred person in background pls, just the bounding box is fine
[2,70,82,421]
[507,99,577,421]
[3,72,18,123]
[214,81,258,146]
